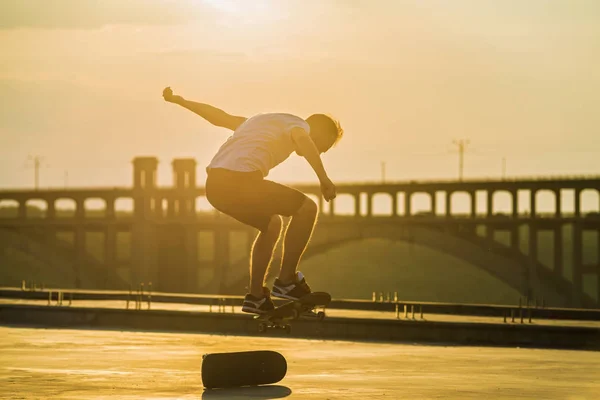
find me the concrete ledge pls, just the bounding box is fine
[1,304,598,350]
[2,287,599,321]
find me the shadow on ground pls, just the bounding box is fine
[202,385,292,399]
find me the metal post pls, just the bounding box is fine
[147,282,152,310]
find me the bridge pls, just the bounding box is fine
[0,157,599,308]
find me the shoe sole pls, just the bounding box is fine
[271,291,304,301]
[242,307,272,315]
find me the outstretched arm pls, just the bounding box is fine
[162,87,247,131]
[291,128,337,201]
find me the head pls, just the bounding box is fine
[306,114,343,154]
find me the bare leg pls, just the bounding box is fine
[250,216,282,297]
[279,198,318,283]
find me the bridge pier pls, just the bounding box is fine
[555,190,562,217]
[132,222,159,289]
[528,224,538,300]
[530,190,537,217]
[511,190,518,218]
[486,190,493,217]
[572,222,583,307]
[554,225,563,283]
[105,198,115,219]
[404,192,412,217]
[18,201,26,218]
[46,200,56,219]
[130,157,160,290]
[74,227,86,288]
[597,231,600,304]
[214,228,230,293]
[104,225,117,287]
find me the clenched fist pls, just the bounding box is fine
[162,87,183,104]
[320,177,337,202]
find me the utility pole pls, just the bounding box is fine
[64,170,69,189]
[381,161,386,183]
[26,155,45,190]
[452,139,470,181]
[502,157,506,180]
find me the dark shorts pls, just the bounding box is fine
[205,168,307,233]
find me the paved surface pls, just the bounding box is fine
[3,299,599,329]
[1,326,599,399]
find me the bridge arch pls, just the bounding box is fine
[24,199,48,218]
[450,191,472,216]
[55,198,77,218]
[331,193,355,216]
[535,189,557,217]
[580,189,600,215]
[410,192,434,215]
[372,192,394,216]
[0,199,19,218]
[84,198,107,218]
[223,221,595,307]
[492,190,513,215]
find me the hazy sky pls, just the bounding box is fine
[1,0,599,189]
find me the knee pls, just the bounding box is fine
[264,215,282,242]
[295,197,318,219]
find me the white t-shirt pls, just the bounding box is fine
[207,113,310,177]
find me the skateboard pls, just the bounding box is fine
[201,350,287,389]
[254,292,331,333]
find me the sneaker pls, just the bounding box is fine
[272,271,312,301]
[242,287,275,315]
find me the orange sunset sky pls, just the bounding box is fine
[1,0,599,190]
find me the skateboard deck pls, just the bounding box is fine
[254,292,331,333]
[201,350,287,389]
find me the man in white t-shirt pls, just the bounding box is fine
[163,87,343,314]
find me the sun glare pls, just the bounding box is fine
[201,0,274,18]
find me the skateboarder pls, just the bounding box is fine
[163,87,342,314]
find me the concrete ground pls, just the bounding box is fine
[0,326,598,400]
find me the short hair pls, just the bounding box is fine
[306,114,344,147]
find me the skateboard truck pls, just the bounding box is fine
[254,292,330,334]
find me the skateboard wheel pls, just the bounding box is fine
[317,311,325,321]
